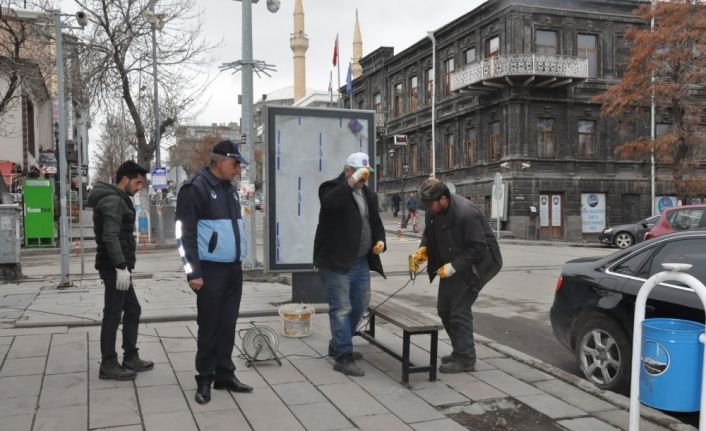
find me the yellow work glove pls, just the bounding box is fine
[372,241,385,255]
[408,246,428,273]
[437,263,456,279]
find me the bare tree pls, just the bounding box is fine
[168,131,221,177]
[0,0,53,134]
[75,0,214,170]
[595,0,706,199]
[92,114,137,184]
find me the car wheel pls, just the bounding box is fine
[613,232,634,249]
[575,317,631,392]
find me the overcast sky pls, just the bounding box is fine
[195,0,486,126]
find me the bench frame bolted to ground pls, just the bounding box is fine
[357,291,443,383]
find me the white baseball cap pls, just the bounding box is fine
[345,152,375,171]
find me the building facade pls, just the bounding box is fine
[342,0,695,241]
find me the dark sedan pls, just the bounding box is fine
[598,215,659,249]
[550,231,706,392]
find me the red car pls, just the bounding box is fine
[643,204,706,240]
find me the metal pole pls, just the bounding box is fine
[628,263,706,430]
[54,9,70,286]
[151,2,165,244]
[77,128,85,277]
[241,0,257,268]
[650,0,656,215]
[427,31,436,178]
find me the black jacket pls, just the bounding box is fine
[175,167,246,281]
[88,182,136,271]
[313,173,386,277]
[422,194,499,284]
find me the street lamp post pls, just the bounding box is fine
[52,9,86,286]
[53,9,70,286]
[224,0,279,269]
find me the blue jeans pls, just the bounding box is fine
[320,256,371,361]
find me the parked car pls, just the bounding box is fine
[644,204,706,241]
[598,215,659,249]
[550,231,706,392]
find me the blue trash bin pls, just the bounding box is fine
[640,318,705,412]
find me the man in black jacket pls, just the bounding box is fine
[175,140,253,405]
[409,177,499,373]
[88,160,153,381]
[314,152,386,377]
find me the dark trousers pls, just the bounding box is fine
[99,269,141,363]
[195,261,243,385]
[437,276,480,364]
[404,209,417,225]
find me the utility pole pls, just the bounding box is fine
[54,9,70,286]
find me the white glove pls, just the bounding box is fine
[438,263,456,279]
[115,268,131,291]
[351,166,370,183]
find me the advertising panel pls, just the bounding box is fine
[581,193,606,233]
[265,106,375,271]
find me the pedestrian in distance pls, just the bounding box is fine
[175,140,254,405]
[392,192,401,217]
[408,177,502,373]
[88,160,154,381]
[314,152,387,377]
[404,192,417,227]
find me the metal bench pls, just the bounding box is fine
[357,291,443,383]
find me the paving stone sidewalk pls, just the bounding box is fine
[0,313,695,431]
[0,271,292,328]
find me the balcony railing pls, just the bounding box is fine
[451,54,589,92]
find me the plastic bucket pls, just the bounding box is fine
[640,318,705,412]
[278,303,315,338]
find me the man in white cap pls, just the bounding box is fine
[313,152,387,376]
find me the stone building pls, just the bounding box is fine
[342,0,691,241]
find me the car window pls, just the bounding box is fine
[644,215,659,227]
[648,238,706,284]
[668,209,705,231]
[612,248,652,277]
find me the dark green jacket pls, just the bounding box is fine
[88,182,136,270]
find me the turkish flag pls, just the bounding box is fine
[333,34,338,66]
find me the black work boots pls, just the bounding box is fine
[99,358,136,380]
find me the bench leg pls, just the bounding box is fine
[368,313,376,337]
[429,331,438,382]
[402,331,411,384]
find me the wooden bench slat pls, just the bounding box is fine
[369,291,443,333]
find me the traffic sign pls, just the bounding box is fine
[151,167,168,190]
[493,172,503,200]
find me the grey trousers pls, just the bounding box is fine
[437,275,480,364]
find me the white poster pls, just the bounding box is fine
[551,194,562,227]
[266,107,374,271]
[581,193,606,233]
[539,194,549,227]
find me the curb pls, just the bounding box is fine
[9,304,331,329]
[382,227,608,249]
[20,243,177,257]
[475,333,696,431]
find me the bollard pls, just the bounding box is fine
[629,263,706,430]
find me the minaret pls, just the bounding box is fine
[351,9,363,79]
[290,0,308,103]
